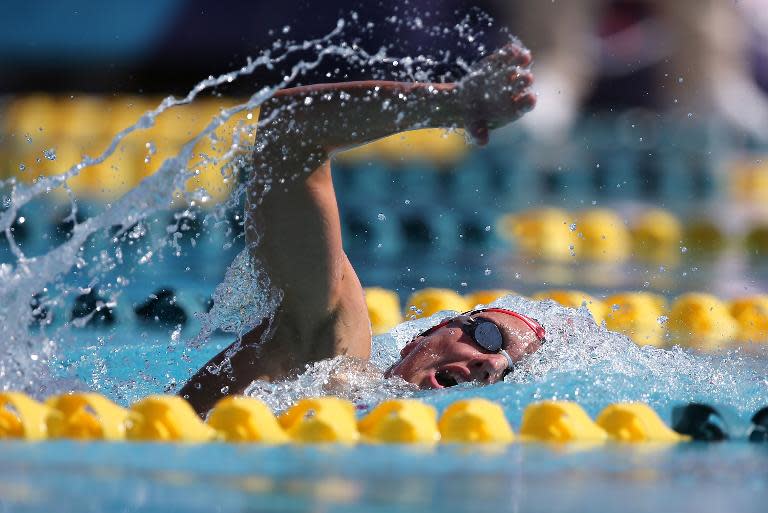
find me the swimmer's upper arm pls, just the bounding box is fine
[246,159,371,366]
[241,79,463,367]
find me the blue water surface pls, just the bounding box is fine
[1,441,767,513]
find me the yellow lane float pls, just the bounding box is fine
[604,292,667,347]
[575,208,631,263]
[631,208,683,264]
[668,293,739,350]
[46,393,129,441]
[533,289,607,324]
[364,287,403,335]
[498,207,578,262]
[0,393,701,445]
[0,392,50,441]
[278,397,359,444]
[596,403,688,443]
[358,399,439,444]
[683,220,726,255]
[405,288,469,319]
[438,399,514,444]
[728,295,768,343]
[745,225,768,256]
[207,396,288,443]
[126,395,216,442]
[339,128,468,164]
[520,401,608,443]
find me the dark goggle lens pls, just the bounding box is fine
[473,321,504,352]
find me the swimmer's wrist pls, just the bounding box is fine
[425,82,463,128]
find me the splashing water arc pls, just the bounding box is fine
[0,14,766,421]
[0,14,500,395]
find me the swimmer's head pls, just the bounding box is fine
[385,308,545,389]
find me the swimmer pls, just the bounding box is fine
[181,42,540,415]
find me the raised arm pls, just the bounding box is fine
[180,43,534,415]
[249,44,534,356]
[256,44,535,167]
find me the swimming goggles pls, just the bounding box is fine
[415,308,546,370]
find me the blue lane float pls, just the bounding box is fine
[134,288,188,329]
[749,406,768,443]
[671,403,753,441]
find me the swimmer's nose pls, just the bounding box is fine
[469,355,508,384]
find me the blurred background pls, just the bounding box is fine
[2,0,768,350]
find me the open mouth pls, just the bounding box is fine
[434,369,465,388]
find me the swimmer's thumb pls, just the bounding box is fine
[467,120,489,147]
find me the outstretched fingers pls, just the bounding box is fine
[458,41,536,142]
[502,68,534,95]
[511,91,537,115]
[512,70,534,88]
[494,42,532,68]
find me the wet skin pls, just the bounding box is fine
[181,42,536,415]
[386,312,543,389]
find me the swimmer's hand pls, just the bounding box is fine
[455,42,536,146]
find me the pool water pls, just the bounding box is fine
[2,17,768,513]
[1,441,767,513]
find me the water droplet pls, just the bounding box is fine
[569,223,577,231]
[484,268,492,276]
[377,213,386,221]
[681,246,688,254]
[18,163,25,172]
[220,386,229,394]
[484,225,491,232]
[304,97,314,106]
[43,148,56,161]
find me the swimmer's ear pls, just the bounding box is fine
[400,339,420,358]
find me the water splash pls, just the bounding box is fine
[3,11,763,423]
[245,295,768,420]
[0,15,497,395]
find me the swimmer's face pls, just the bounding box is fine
[385,311,542,389]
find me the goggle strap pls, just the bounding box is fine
[468,308,546,342]
[499,348,514,370]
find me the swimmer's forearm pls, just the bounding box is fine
[257,80,461,168]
